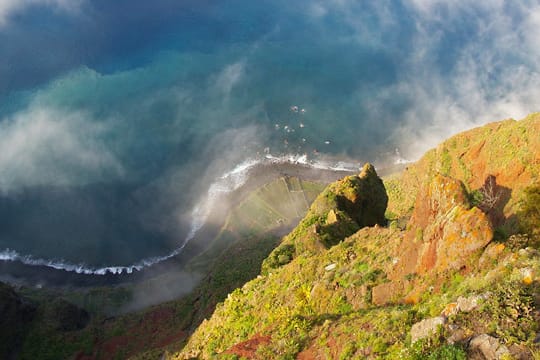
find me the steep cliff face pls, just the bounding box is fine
[171,114,540,360]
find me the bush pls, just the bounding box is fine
[262,244,296,273]
[519,183,540,238]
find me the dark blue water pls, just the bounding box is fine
[0,0,538,272]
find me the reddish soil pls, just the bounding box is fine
[297,336,343,360]
[224,334,271,359]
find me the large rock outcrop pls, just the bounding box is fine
[371,174,495,305]
[414,174,494,274]
[173,116,539,360]
[392,174,493,278]
[262,163,387,273]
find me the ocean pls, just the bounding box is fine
[0,0,538,279]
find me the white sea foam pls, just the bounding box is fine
[264,153,359,172]
[0,247,188,275]
[0,154,357,276]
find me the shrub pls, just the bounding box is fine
[519,183,540,239]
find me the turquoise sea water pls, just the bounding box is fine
[0,1,538,273]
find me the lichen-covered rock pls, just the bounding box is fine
[391,114,540,229]
[410,316,446,343]
[393,174,493,279]
[479,243,506,267]
[468,334,510,360]
[456,294,484,313]
[309,162,388,229]
[416,175,493,273]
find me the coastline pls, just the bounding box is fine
[0,160,361,289]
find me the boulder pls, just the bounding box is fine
[417,175,493,273]
[468,334,510,360]
[446,326,473,345]
[456,294,484,313]
[394,174,493,279]
[479,243,506,267]
[410,316,446,343]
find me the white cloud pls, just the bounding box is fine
[326,0,540,159]
[0,106,123,192]
[0,0,84,27]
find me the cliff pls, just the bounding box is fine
[171,114,540,360]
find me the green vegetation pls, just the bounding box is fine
[519,182,540,238]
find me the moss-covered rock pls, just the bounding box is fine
[262,163,387,273]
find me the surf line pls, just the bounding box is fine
[0,154,359,275]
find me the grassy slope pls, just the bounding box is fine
[172,114,540,359]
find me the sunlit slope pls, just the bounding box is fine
[385,113,540,229]
[172,114,540,360]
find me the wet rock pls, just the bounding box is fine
[410,316,446,343]
[468,334,510,360]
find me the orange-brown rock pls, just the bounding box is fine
[418,175,493,273]
[391,174,493,281]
